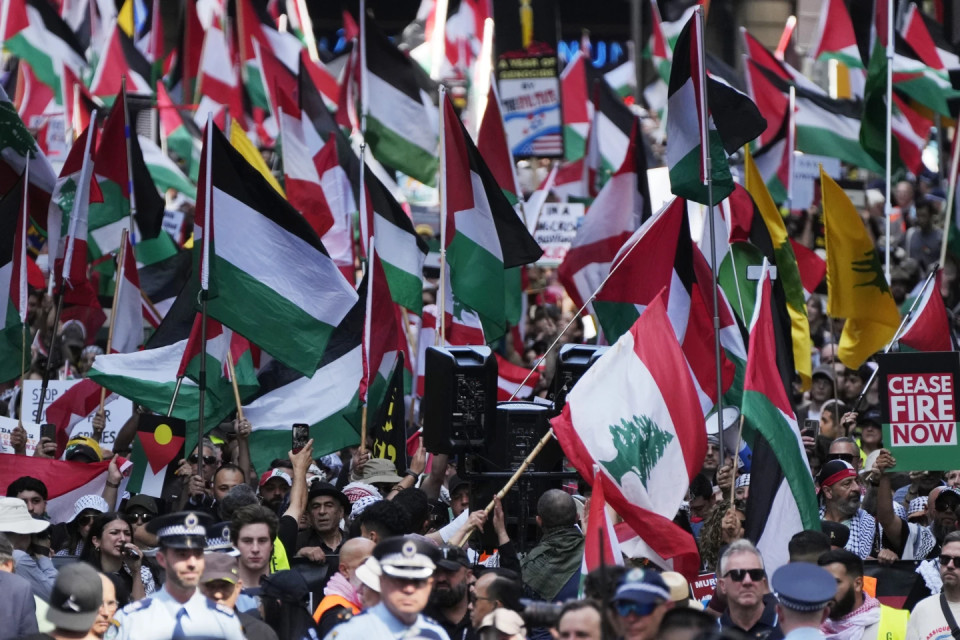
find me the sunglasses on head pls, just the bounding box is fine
[615,601,659,618]
[188,454,218,466]
[941,554,960,567]
[724,568,766,582]
[827,453,857,463]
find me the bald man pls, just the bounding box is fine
[313,537,376,637]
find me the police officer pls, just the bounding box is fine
[770,563,837,640]
[323,535,451,640]
[109,511,246,640]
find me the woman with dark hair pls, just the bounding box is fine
[79,512,156,601]
[53,495,108,556]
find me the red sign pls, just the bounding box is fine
[887,373,957,446]
[691,572,717,604]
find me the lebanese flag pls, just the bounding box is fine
[495,353,539,401]
[552,293,704,579]
[0,457,132,523]
[899,270,952,352]
[46,378,118,457]
[110,233,144,354]
[582,471,624,574]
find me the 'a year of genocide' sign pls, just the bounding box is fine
[878,352,960,471]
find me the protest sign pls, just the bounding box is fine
[534,202,585,266]
[0,416,42,456]
[22,380,134,451]
[878,352,960,471]
[691,572,717,607]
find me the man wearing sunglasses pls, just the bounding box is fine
[716,540,780,639]
[925,487,960,559]
[163,439,222,518]
[907,530,960,640]
[826,438,862,473]
[610,568,671,640]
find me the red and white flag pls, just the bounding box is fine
[110,233,143,354]
[494,353,539,401]
[899,270,952,352]
[46,378,118,456]
[582,470,624,575]
[552,293,704,579]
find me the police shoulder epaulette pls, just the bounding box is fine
[122,597,154,614]
[205,599,236,617]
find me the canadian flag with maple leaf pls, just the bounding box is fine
[552,292,705,579]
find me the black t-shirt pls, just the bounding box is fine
[278,514,299,559]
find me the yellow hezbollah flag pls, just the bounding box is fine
[228,117,286,197]
[744,148,813,390]
[821,167,899,368]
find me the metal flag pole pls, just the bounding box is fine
[122,77,138,245]
[695,7,726,468]
[883,0,893,282]
[196,113,214,489]
[438,85,448,345]
[939,129,960,268]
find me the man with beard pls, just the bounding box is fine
[424,544,474,640]
[312,537,375,637]
[925,487,960,558]
[818,549,908,640]
[818,460,908,559]
[907,531,960,640]
[258,469,292,514]
[113,511,245,640]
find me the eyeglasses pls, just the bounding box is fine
[941,555,960,568]
[827,453,857,463]
[724,568,766,582]
[124,513,153,524]
[188,454,218,466]
[615,601,659,618]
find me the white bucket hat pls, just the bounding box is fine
[68,495,109,523]
[0,497,51,535]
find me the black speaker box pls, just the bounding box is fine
[550,344,608,411]
[422,346,498,454]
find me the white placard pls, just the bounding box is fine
[792,154,842,210]
[534,202,585,266]
[21,380,134,452]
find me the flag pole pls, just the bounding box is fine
[295,0,320,62]
[359,0,368,136]
[197,113,214,490]
[883,0,893,282]
[787,85,796,209]
[438,85,449,345]
[695,6,726,469]
[727,415,744,503]
[852,264,940,411]
[122,77,138,245]
[939,129,960,268]
[17,162,28,427]
[429,0,449,81]
[225,351,245,421]
[167,377,183,416]
[361,236,375,453]
[98,228,129,419]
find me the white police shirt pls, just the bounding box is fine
[323,603,450,640]
[108,586,245,640]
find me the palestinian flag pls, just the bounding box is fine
[822,169,900,368]
[477,78,523,209]
[235,0,299,116]
[560,51,592,162]
[441,95,543,342]
[558,117,649,312]
[362,14,439,186]
[138,135,197,201]
[744,148,812,389]
[495,353,539,401]
[62,65,100,137]
[49,122,101,308]
[808,0,865,72]
[899,270,952,352]
[0,175,29,383]
[45,378,118,457]
[175,315,260,408]
[157,81,201,182]
[127,414,186,498]
[742,260,819,573]
[193,24,245,129]
[0,457,132,523]
[592,197,742,414]
[581,471,624,580]
[2,0,87,103]
[195,123,358,376]
[360,241,409,405]
[791,239,827,298]
[137,244,190,321]
[243,294,365,470]
[167,0,204,104]
[300,51,339,112]
[0,85,57,225]
[552,293,704,579]
[415,300,486,397]
[585,79,634,195]
[87,21,154,102]
[110,233,144,354]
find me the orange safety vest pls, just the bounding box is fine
[312,594,360,624]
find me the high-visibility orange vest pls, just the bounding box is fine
[312,594,360,624]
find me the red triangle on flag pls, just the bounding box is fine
[137,427,185,475]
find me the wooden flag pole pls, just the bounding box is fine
[360,405,368,453]
[225,350,245,421]
[98,229,129,421]
[727,415,745,504]
[456,427,556,547]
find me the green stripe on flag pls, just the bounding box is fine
[365,116,438,187]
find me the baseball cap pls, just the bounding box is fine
[479,609,526,637]
[259,469,292,489]
[812,365,836,384]
[436,544,471,571]
[47,563,102,632]
[858,409,883,428]
[124,494,158,516]
[64,437,102,463]
[0,497,50,535]
[202,552,240,584]
[821,520,850,548]
[374,535,438,580]
[613,568,670,607]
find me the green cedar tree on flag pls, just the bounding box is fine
[741,259,819,573]
[194,123,358,376]
[551,293,705,579]
[0,175,29,383]
[127,414,186,498]
[441,95,543,342]
[666,11,765,205]
[361,12,440,186]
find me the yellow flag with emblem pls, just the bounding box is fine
[821,167,900,368]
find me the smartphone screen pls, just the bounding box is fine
[40,423,56,442]
[803,419,820,439]
[292,423,310,453]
